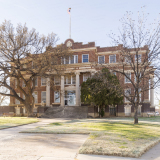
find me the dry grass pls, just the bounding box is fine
[21,117,160,158]
[0,117,38,129]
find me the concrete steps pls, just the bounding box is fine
[41,106,88,118]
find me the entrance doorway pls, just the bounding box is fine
[65,90,76,106]
[109,107,116,116]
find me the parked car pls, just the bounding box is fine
[155,111,159,116]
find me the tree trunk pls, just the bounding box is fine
[134,105,138,124]
[25,103,34,117]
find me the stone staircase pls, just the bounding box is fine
[41,106,88,118]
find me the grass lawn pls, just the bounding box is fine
[0,117,38,129]
[21,116,160,158]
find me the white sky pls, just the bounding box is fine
[0,0,160,106]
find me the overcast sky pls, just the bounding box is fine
[0,0,159,47]
[0,0,160,106]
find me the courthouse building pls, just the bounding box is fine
[10,39,155,117]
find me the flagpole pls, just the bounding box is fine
[69,9,71,38]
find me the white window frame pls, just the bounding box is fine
[71,55,78,64]
[15,93,20,104]
[41,77,46,86]
[98,56,105,64]
[54,91,60,103]
[109,55,116,63]
[35,78,38,87]
[125,56,131,63]
[54,76,60,85]
[65,75,76,85]
[41,91,46,103]
[125,72,131,83]
[23,94,25,100]
[33,91,38,104]
[22,80,26,88]
[135,54,141,63]
[82,54,89,63]
[125,88,131,103]
[83,73,90,82]
[62,55,78,64]
[135,88,141,102]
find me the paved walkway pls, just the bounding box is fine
[0,118,160,160]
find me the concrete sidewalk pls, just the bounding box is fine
[0,118,160,160]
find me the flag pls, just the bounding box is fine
[67,8,71,14]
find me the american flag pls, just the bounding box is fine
[67,8,71,14]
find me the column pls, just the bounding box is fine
[150,75,154,107]
[46,78,50,106]
[60,76,65,106]
[76,72,80,106]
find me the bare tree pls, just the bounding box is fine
[0,20,70,116]
[0,87,9,106]
[105,10,160,124]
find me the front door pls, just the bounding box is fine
[65,90,76,106]
[109,107,116,116]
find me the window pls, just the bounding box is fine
[33,91,38,103]
[71,55,78,64]
[135,54,141,63]
[15,93,20,104]
[41,91,46,103]
[125,73,131,83]
[82,54,89,63]
[125,56,131,63]
[65,75,76,85]
[54,76,60,85]
[109,55,116,63]
[138,105,142,115]
[23,94,25,100]
[98,56,105,64]
[125,88,131,102]
[135,89,141,102]
[54,91,60,103]
[22,80,26,88]
[83,73,90,82]
[124,104,131,116]
[62,55,78,64]
[35,78,38,86]
[134,73,141,83]
[41,77,46,86]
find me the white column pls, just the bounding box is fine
[61,76,65,106]
[46,78,50,106]
[76,72,80,106]
[150,75,154,107]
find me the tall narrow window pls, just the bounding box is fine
[83,73,90,82]
[125,88,131,102]
[35,78,38,86]
[41,91,46,103]
[41,77,46,86]
[82,55,89,63]
[71,55,78,64]
[109,55,116,63]
[125,73,131,83]
[22,80,26,88]
[98,56,105,64]
[15,93,20,104]
[54,76,60,85]
[54,91,60,103]
[65,75,71,84]
[135,54,141,63]
[33,91,38,103]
